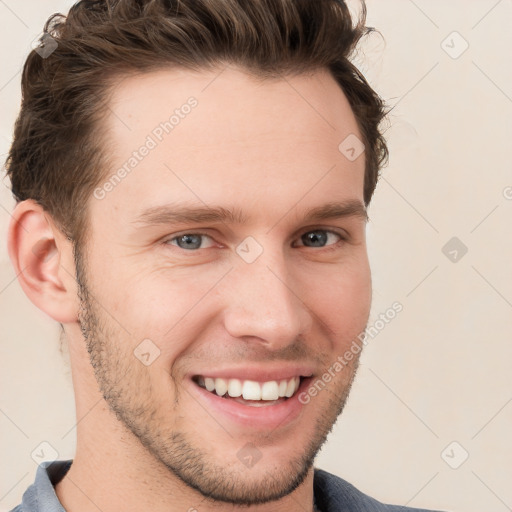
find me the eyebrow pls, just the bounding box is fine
[132,199,368,228]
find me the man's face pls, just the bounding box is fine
[76,66,371,504]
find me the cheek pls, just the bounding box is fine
[104,267,225,358]
[301,257,372,335]
[90,247,371,365]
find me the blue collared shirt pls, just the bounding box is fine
[10,461,71,512]
[10,460,445,512]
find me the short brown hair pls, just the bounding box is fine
[5,0,388,247]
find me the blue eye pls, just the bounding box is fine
[164,229,345,253]
[296,230,343,249]
[166,233,215,250]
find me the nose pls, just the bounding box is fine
[220,250,313,350]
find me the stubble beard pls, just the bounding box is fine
[73,245,360,505]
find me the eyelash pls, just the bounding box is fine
[163,228,347,253]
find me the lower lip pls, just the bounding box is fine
[188,377,312,430]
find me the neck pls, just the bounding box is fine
[55,442,316,512]
[54,400,316,512]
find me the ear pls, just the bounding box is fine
[7,199,79,323]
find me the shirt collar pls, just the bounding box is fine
[20,460,72,512]
[21,460,331,511]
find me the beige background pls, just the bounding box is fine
[1,1,511,511]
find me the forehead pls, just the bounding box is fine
[106,65,361,149]
[93,66,365,228]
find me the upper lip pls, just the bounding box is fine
[190,364,316,383]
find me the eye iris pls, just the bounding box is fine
[173,232,333,250]
[303,231,327,247]
[177,234,202,250]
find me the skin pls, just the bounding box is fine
[8,66,372,512]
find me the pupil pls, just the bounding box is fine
[304,231,327,247]
[179,234,201,250]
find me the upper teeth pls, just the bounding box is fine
[199,376,301,400]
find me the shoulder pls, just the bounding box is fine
[313,468,447,512]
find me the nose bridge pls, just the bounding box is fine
[222,245,311,347]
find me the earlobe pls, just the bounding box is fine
[7,199,79,324]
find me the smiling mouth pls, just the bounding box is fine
[192,375,305,407]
